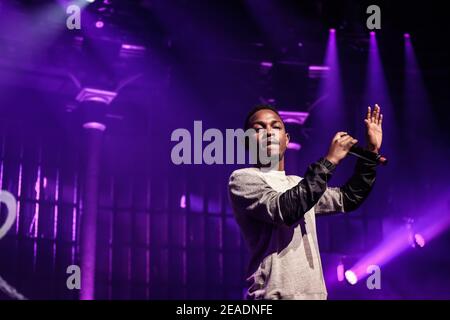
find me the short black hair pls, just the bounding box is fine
[244,104,283,131]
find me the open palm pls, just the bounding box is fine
[364,104,383,153]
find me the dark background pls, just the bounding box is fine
[0,0,449,299]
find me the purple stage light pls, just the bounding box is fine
[76,88,117,105]
[179,193,221,214]
[344,270,358,285]
[121,44,146,51]
[95,21,104,29]
[260,61,273,68]
[309,22,343,141]
[308,66,330,71]
[329,28,336,33]
[404,33,411,39]
[347,197,450,286]
[83,122,106,131]
[308,65,330,79]
[180,195,186,209]
[404,29,433,137]
[349,226,411,283]
[178,194,206,213]
[337,261,345,282]
[414,234,425,248]
[120,43,147,58]
[365,23,396,154]
[278,111,309,125]
[287,142,301,151]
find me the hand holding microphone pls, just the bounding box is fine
[325,132,387,165]
[325,132,358,165]
[325,104,387,166]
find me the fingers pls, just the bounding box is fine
[345,138,358,149]
[333,131,347,141]
[328,132,358,164]
[338,135,351,143]
[340,137,352,148]
[337,134,358,149]
[334,132,355,142]
[333,132,358,149]
[350,138,358,146]
[374,104,380,124]
[371,106,376,123]
[341,136,357,144]
[375,104,382,125]
[367,104,383,125]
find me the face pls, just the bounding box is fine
[248,109,289,161]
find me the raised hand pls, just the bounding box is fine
[364,104,383,153]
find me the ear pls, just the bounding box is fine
[285,132,290,148]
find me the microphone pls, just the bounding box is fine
[349,145,388,165]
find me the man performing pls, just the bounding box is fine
[228,104,383,300]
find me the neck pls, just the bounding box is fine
[256,158,285,171]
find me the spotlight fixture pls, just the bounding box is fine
[260,61,273,68]
[413,233,426,248]
[337,259,345,282]
[180,195,187,209]
[83,122,106,131]
[95,21,104,28]
[344,270,358,285]
[404,218,425,249]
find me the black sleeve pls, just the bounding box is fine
[228,158,336,227]
[279,158,336,226]
[340,158,377,212]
